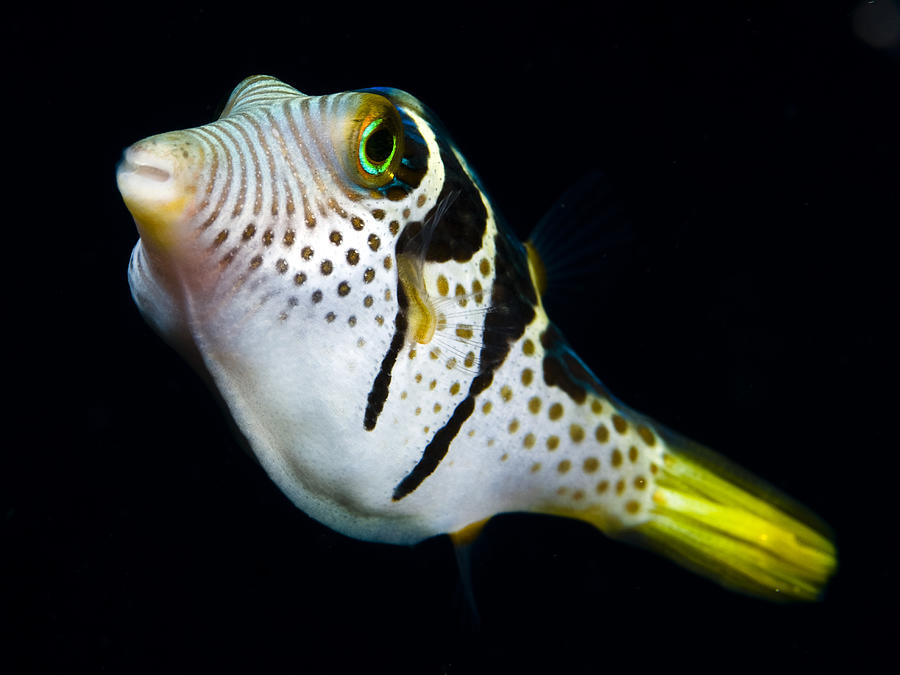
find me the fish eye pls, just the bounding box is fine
[359,119,396,174]
[342,94,404,189]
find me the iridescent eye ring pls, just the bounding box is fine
[358,118,397,177]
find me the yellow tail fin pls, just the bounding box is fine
[626,438,837,601]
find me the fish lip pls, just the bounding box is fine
[116,145,183,213]
[116,146,174,184]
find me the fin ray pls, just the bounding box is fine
[628,439,837,601]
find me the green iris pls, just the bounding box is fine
[358,118,397,176]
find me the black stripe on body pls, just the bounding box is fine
[364,294,409,431]
[392,228,537,500]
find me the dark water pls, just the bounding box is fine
[6,3,895,672]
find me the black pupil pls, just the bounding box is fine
[366,124,394,164]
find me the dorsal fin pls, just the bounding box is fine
[219,75,304,118]
[526,172,635,310]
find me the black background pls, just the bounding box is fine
[5,2,896,672]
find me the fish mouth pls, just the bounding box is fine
[116,141,196,251]
[118,154,172,183]
[116,146,178,199]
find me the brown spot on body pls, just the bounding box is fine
[616,479,626,495]
[213,229,228,247]
[500,386,513,402]
[283,229,295,246]
[611,449,623,467]
[468,279,481,302]
[351,216,364,230]
[455,284,468,306]
[363,295,374,308]
[523,433,536,448]
[530,462,541,473]
[220,248,238,266]
[637,425,657,446]
[591,399,602,414]
[321,260,333,275]
[241,224,256,240]
[337,281,351,296]
[628,446,639,462]
[371,209,385,220]
[522,369,534,386]
[294,272,307,286]
[346,249,359,265]
[479,258,491,276]
[634,476,647,490]
[368,233,381,251]
[311,290,323,303]
[275,258,288,274]
[508,419,519,433]
[596,481,609,494]
[523,339,535,356]
[547,436,559,450]
[363,268,375,283]
[583,457,599,473]
[548,403,563,420]
[302,246,314,260]
[263,229,274,246]
[557,459,571,474]
[612,414,628,434]
[436,275,449,296]
[528,397,541,414]
[249,255,262,270]
[482,401,492,414]
[626,500,641,514]
[595,424,609,443]
[569,424,585,442]
[450,382,461,395]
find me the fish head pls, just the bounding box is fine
[116,75,530,540]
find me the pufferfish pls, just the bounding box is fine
[117,75,836,601]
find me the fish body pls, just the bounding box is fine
[118,76,835,599]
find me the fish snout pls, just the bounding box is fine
[117,132,206,252]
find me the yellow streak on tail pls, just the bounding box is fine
[634,451,837,601]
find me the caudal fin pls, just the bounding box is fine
[625,434,837,601]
